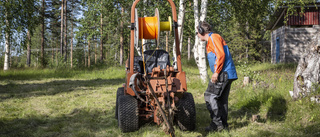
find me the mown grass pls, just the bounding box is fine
[1,62,320,137]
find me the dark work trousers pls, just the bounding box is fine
[204,80,233,128]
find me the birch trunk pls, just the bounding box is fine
[193,0,208,83]
[292,41,320,100]
[172,0,185,69]
[142,0,147,53]
[178,0,185,53]
[4,11,10,71]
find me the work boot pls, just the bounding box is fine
[216,125,225,132]
[205,124,228,132]
[205,123,217,132]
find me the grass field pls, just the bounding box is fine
[1,63,320,137]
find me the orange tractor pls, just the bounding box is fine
[115,0,196,135]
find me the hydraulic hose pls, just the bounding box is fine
[129,73,148,103]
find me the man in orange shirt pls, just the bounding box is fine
[196,21,238,132]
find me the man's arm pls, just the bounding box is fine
[211,34,226,83]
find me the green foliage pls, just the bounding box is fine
[0,0,284,69]
[208,0,274,62]
[236,60,262,82]
[1,63,320,136]
[275,0,318,22]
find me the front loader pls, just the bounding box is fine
[115,0,196,136]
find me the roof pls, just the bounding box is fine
[266,3,320,30]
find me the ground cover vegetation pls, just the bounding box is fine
[1,0,320,136]
[1,61,320,137]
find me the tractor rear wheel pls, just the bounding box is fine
[118,95,139,132]
[175,92,196,131]
[115,87,124,119]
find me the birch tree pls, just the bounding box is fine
[193,0,208,83]
[173,0,186,69]
[4,3,10,71]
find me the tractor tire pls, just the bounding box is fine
[118,95,139,132]
[175,92,196,131]
[115,87,124,119]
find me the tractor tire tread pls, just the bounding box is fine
[175,92,196,131]
[115,87,124,119]
[118,95,139,132]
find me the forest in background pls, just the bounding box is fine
[0,0,317,69]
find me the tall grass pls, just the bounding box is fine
[1,63,320,136]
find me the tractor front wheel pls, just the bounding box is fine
[175,92,196,131]
[115,87,124,119]
[118,95,139,132]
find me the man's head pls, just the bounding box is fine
[196,21,212,41]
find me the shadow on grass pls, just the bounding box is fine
[112,102,212,136]
[253,63,298,72]
[229,95,287,128]
[270,63,297,71]
[0,78,124,101]
[301,122,320,136]
[0,108,118,136]
[246,122,320,137]
[194,103,211,136]
[0,70,81,81]
[0,67,124,81]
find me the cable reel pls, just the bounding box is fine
[134,8,172,47]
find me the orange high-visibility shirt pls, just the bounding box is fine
[206,33,227,74]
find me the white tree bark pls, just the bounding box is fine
[4,6,10,71]
[292,35,320,100]
[173,0,185,69]
[178,0,185,52]
[292,48,320,99]
[142,0,147,53]
[193,0,208,83]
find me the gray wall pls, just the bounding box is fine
[271,26,320,63]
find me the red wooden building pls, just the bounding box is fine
[267,4,320,63]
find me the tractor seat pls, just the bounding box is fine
[143,49,170,73]
[131,50,170,74]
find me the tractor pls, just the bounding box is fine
[115,0,196,136]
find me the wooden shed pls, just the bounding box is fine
[267,4,320,63]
